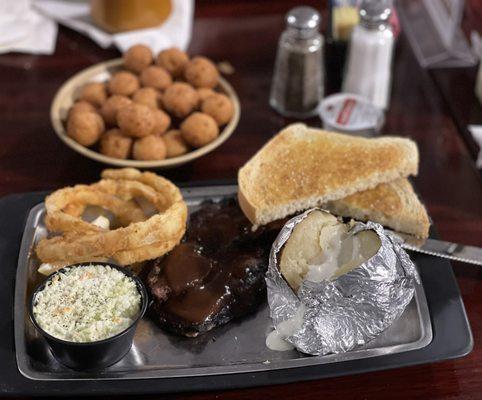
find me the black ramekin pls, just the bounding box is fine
[29,262,148,370]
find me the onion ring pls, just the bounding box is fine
[44,185,147,234]
[36,168,187,266]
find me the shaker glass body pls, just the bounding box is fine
[270,30,324,118]
[343,24,394,109]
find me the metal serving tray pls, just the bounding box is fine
[14,185,432,381]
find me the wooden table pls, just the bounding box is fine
[2,1,482,399]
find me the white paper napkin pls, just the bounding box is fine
[0,0,57,55]
[34,0,193,53]
[468,125,482,168]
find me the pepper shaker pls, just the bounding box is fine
[270,6,324,119]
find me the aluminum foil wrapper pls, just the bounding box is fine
[266,209,420,355]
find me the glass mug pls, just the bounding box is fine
[90,0,172,33]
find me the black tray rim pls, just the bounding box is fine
[0,188,473,396]
[14,193,433,381]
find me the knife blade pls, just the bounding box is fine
[386,231,482,266]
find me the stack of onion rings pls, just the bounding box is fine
[36,168,188,266]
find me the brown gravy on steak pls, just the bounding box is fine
[147,199,282,336]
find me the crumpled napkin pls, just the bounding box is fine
[468,125,482,169]
[0,0,57,55]
[34,0,193,53]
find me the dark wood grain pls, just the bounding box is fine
[1,1,482,399]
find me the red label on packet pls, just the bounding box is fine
[336,98,356,126]
[320,93,384,136]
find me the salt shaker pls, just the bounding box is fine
[343,0,394,110]
[270,6,324,119]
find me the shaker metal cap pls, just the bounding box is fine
[360,0,392,26]
[286,6,321,31]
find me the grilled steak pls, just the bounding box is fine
[146,198,280,337]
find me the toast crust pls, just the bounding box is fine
[238,124,419,226]
[325,179,430,238]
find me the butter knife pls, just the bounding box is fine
[387,231,482,266]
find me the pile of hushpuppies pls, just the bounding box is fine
[66,45,235,161]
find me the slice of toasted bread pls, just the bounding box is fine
[324,178,430,238]
[238,123,419,226]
